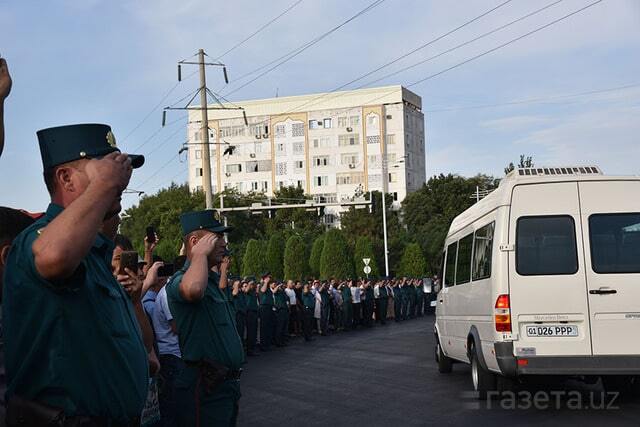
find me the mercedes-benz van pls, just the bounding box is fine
[434,166,640,397]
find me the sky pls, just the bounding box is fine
[1,0,639,212]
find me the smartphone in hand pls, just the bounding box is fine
[146,226,156,244]
[119,251,139,275]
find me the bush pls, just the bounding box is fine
[242,239,266,277]
[284,235,307,281]
[265,233,286,279]
[320,229,354,280]
[398,243,427,278]
[308,235,324,278]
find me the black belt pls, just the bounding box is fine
[185,360,243,380]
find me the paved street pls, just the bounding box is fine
[239,316,640,427]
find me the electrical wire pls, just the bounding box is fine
[130,115,187,153]
[213,0,306,61]
[220,0,389,97]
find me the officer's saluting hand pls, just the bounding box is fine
[3,124,147,426]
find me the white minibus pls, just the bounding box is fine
[434,166,640,398]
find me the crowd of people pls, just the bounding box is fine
[0,57,438,426]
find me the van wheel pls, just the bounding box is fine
[470,342,497,400]
[435,337,453,373]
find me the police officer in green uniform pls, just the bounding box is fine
[378,281,388,324]
[232,278,248,347]
[258,273,275,351]
[301,283,316,341]
[166,210,244,426]
[244,278,259,356]
[273,281,288,347]
[3,124,148,425]
[339,281,353,330]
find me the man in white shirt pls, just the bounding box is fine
[284,280,299,336]
[350,281,361,328]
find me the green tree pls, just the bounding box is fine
[320,229,354,279]
[265,232,286,279]
[353,236,379,278]
[504,154,534,175]
[242,239,265,277]
[284,235,307,280]
[308,235,325,278]
[398,243,427,277]
[120,183,205,262]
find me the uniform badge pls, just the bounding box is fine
[36,228,45,235]
[106,131,117,148]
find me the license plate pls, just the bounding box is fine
[526,324,578,337]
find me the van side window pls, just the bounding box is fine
[455,234,473,285]
[444,242,457,287]
[472,222,495,280]
[516,215,578,276]
[589,213,640,274]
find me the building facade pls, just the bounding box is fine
[187,85,425,225]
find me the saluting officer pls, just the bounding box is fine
[166,210,244,426]
[244,278,260,356]
[258,273,275,351]
[3,124,148,425]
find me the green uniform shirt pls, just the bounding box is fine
[340,286,352,303]
[246,289,259,311]
[233,292,248,313]
[274,289,288,309]
[301,292,315,310]
[365,287,374,300]
[258,288,274,306]
[379,285,388,298]
[166,262,244,369]
[2,204,148,420]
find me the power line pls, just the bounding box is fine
[143,124,187,158]
[298,0,563,113]
[130,114,187,153]
[214,0,306,61]
[133,152,181,190]
[424,82,640,112]
[220,0,389,98]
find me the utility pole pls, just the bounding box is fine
[198,49,214,209]
[381,158,390,277]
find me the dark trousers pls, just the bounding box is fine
[333,303,343,330]
[175,365,240,427]
[416,294,424,317]
[158,354,184,427]
[235,311,247,344]
[401,297,408,320]
[289,305,301,334]
[246,310,258,354]
[275,308,288,345]
[302,307,314,340]
[352,303,362,328]
[394,297,402,322]
[259,305,274,350]
[320,303,330,334]
[409,297,416,318]
[375,298,387,324]
[362,299,374,327]
[342,302,353,330]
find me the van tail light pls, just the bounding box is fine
[495,294,512,332]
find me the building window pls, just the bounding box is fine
[292,123,304,137]
[261,181,269,192]
[195,150,202,159]
[367,135,380,145]
[315,176,329,187]
[367,115,378,127]
[349,116,360,127]
[275,124,286,138]
[295,160,304,170]
[297,180,304,188]
[275,162,287,176]
[226,164,242,174]
[276,143,286,154]
[392,192,398,201]
[340,153,359,166]
[385,134,396,145]
[338,134,360,146]
[194,131,201,141]
[196,167,203,177]
[388,173,397,183]
[313,137,331,148]
[309,120,320,130]
[323,118,332,129]
[293,141,304,155]
[337,117,348,128]
[368,155,381,168]
[337,172,364,185]
[313,156,330,167]
[251,182,259,191]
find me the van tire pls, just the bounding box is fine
[435,337,453,374]
[470,342,497,400]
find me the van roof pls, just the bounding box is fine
[447,166,640,236]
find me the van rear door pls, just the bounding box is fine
[508,182,593,356]
[578,180,640,355]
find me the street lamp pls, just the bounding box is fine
[380,155,407,277]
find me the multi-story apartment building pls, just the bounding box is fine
[187,85,425,226]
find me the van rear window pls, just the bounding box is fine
[516,216,578,275]
[589,213,640,274]
[444,242,457,287]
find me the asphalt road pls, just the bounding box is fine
[238,315,640,427]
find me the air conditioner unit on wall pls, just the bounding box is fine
[250,153,256,158]
[346,127,353,132]
[348,164,356,169]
